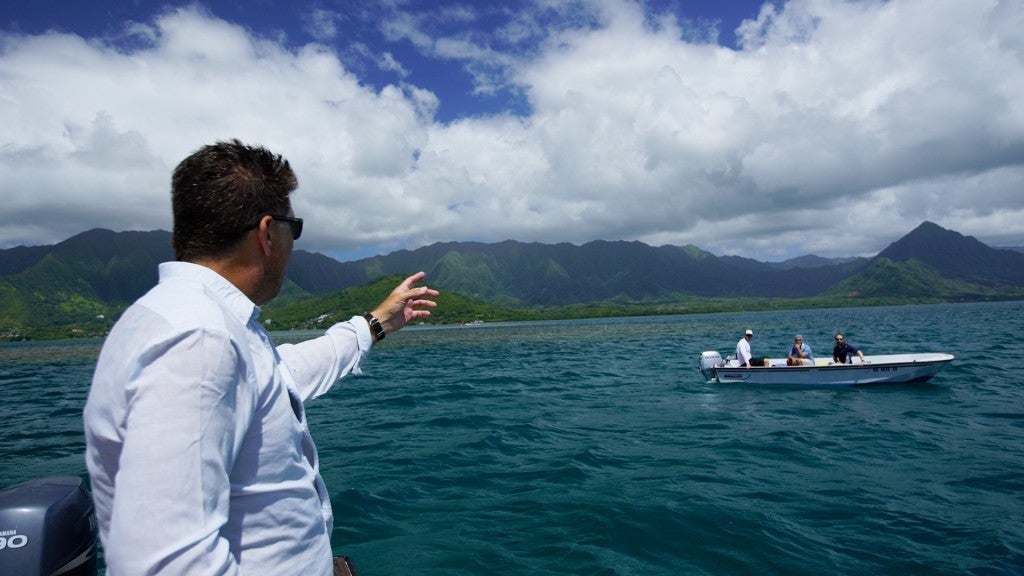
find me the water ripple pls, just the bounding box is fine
[3,303,1024,575]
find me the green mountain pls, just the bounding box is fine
[875,221,1024,287]
[1,221,1022,340]
[825,222,1024,301]
[0,230,172,339]
[327,239,870,304]
[261,275,523,330]
[828,258,981,299]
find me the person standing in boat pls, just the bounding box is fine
[832,333,867,364]
[787,334,814,366]
[736,329,769,367]
[83,140,438,576]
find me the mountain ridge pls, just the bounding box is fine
[2,221,1022,339]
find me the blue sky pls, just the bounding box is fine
[2,0,1023,262]
[5,0,768,121]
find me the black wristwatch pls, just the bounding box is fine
[363,312,385,342]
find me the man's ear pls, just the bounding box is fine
[256,215,274,256]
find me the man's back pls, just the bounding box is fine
[84,262,333,575]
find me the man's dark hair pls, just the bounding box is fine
[171,139,298,261]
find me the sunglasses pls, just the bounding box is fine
[269,214,303,240]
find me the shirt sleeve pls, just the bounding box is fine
[104,328,249,575]
[278,315,373,403]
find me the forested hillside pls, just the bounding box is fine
[2,222,1022,340]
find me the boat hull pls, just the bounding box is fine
[699,353,955,386]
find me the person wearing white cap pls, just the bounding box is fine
[736,329,769,367]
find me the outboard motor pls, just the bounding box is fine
[0,476,97,576]
[699,351,723,380]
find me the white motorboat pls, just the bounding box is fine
[698,351,955,386]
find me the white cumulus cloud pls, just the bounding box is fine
[1,0,1022,262]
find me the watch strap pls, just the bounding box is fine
[363,312,385,342]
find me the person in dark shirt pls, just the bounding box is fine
[832,333,867,364]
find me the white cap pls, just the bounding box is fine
[745,329,753,336]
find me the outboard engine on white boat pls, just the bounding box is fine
[699,351,723,380]
[0,476,97,576]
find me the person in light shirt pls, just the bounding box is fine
[83,139,438,576]
[787,334,814,365]
[736,329,769,367]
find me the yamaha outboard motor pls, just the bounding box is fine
[699,350,724,380]
[0,476,97,576]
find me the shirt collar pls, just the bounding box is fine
[158,261,260,325]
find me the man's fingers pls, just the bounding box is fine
[397,271,427,291]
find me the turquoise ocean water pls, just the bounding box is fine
[2,301,1022,575]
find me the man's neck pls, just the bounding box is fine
[189,253,266,305]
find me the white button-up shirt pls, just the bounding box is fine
[84,262,373,575]
[736,337,753,366]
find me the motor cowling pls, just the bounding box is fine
[0,476,97,576]
[699,351,723,380]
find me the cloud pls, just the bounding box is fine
[507,0,1024,255]
[304,8,341,43]
[1,0,1023,262]
[0,6,433,252]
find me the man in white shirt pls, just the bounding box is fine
[736,329,769,367]
[84,139,438,575]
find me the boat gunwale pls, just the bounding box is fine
[702,353,955,386]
